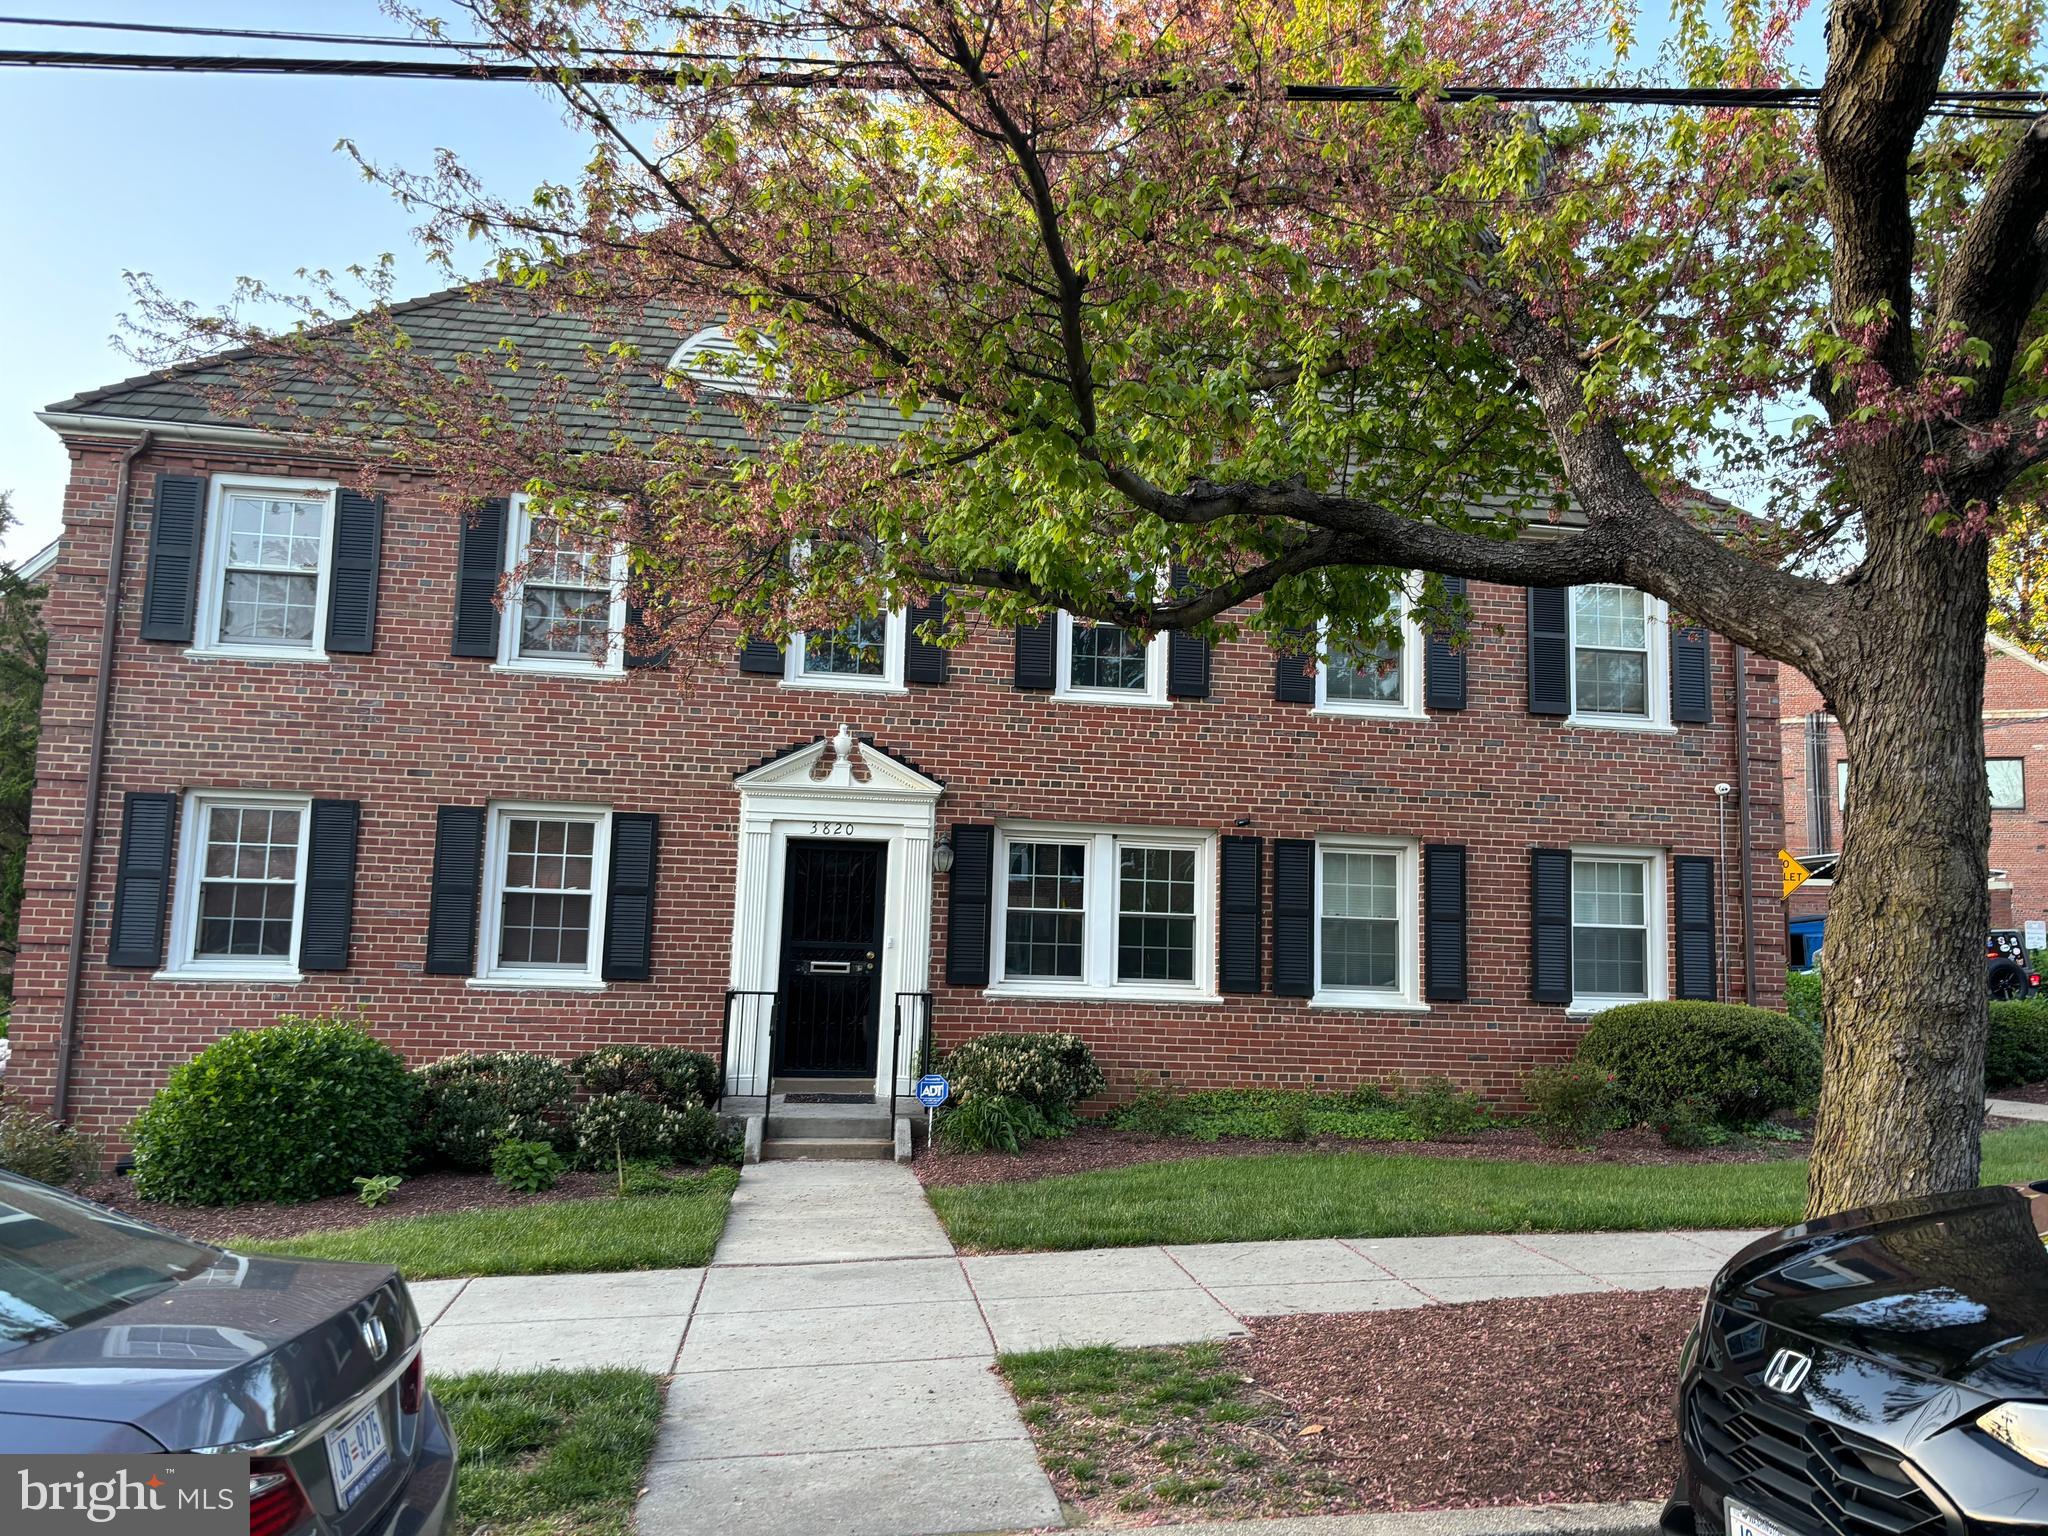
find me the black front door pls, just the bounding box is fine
[776,839,886,1077]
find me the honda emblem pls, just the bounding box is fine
[1763,1347,1812,1394]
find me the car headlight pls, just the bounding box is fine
[1979,1402,2048,1467]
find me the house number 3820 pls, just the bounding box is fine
[810,820,857,836]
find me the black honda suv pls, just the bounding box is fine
[1667,1181,2048,1536]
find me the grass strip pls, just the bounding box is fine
[434,1368,662,1536]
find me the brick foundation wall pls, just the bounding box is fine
[11,436,1787,1137]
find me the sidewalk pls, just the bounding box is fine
[405,1165,1761,1536]
[1990,1096,2048,1123]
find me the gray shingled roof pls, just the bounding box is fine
[44,285,931,453]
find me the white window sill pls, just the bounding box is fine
[490,662,623,679]
[983,982,1220,1006]
[1312,704,1424,721]
[466,975,609,992]
[780,677,908,694]
[1565,996,1656,1018]
[1561,716,1676,735]
[1308,994,1431,1013]
[1051,691,1171,709]
[183,647,328,665]
[153,968,303,985]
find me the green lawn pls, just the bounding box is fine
[434,1369,662,1536]
[234,1168,738,1277]
[930,1124,2048,1253]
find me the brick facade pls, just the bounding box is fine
[1779,644,2048,935]
[10,433,1787,1138]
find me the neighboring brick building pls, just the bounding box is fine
[1781,637,2048,941]
[11,290,1787,1139]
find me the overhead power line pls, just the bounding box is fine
[0,42,2041,118]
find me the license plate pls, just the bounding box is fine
[324,1401,391,1511]
[1727,1500,1805,1536]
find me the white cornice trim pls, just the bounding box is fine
[1988,632,2048,679]
[35,410,380,456]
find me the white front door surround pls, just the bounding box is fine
[728,728,944,1098]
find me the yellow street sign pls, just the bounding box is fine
[1780,850,1813,898]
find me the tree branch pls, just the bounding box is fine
[1934,113,2048,422]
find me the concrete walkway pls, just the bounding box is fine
[403,1166,1764,1536]
[1991,1096,2048,1123]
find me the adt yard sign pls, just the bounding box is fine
[916,1074,951,1109]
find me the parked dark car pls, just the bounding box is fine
[0,1169,455,1536]
[1665,1180,2048,1536]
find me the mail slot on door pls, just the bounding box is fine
[808,960,857,974]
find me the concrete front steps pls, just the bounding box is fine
[751,1079,917,1163]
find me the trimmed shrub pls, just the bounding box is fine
[491,1138,566,1193]
[1987,1000,2048,1091]
[1399,1076,1486,1139]
[1523,1063,1622,1147]
[941,1032,1104,1120]
[1111,1079,1195,1137]
[1575,1001,1821,1128]
[937,1095,1056,1153]
[415,1051,574,1171]
[0,1094,100,1187]
[572,1045,719,1112]
[130,1014,415,1205]
[1783,970,1824,1037]
[571,1093,722,1169]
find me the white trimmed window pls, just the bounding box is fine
[498,495,627,673]
[1570,851,1666,1010]
[1989,758,2026,811]
[1569,586,1670,726]
[194,476,337,659]
[786,611,907,690]
[1055,614,1168,705]
[164,790,311,979]
[477,804,613,988]
[1317,588,1422,717]
[1313,839,1420,1006]
[991,827,1213,999]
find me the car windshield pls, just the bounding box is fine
[0,1172,215,1355]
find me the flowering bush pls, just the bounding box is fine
[572,1045,718,1110]
[1522,1064,1621,1147]
[571,1093,722,1169]
[414,1051,574,1171]
[941,1032,1104,1121]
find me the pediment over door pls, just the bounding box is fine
[733,727,944,801]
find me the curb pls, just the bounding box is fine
[1012,1501,1664,1536]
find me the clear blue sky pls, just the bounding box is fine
[0,2,1828,565]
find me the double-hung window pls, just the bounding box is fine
[1570,851,1665,1009]
[499,496,627,673]
[1317,588,1421,717]
[194,477,337,659]
[992,827,1211,998]
[786,611,907,689]
[164,790,312,980]
[1313,839,1420,1006]
[1568,586,1670,727]
[477,804,613,988]
[1055,614,1168,705]
[1989,758,2026,811]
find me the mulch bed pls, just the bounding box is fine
[1995,1081,2048,1105]
[915,1122,1799,1189]
[1018,1288,1697,1523]
[82,1169,619,1244]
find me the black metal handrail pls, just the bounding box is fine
[890,992,934,1126]
[720,990,779,1139]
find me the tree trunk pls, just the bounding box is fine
[1808,527,1993,1217]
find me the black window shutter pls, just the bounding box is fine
[1423,576,1469,711]
[451,498,508,658]
[324,489,384,655]
[1529,847,1572,1004]
[1672,626,1712,723]
[1218,835,1263,994]
[1273,631,1316,703]
[1424,843,1469,1002]
[602,813,660,981]
[1527,587,1570,716]
[1272,838,1315,998]
[625,587,672,670]
[1014,618,1055,691]
[1674,855,1718,1000]
[424,806,486,975]
[107,791,178,968]
[945,823,995,986]
[906,595,949,685]
[1164,567,1210,699]
[299,799,362,972]
[140,474,208,644]
[738,635,786,674]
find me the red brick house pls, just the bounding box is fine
[9,291,1787,1143]
[1781,638,2048,944]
